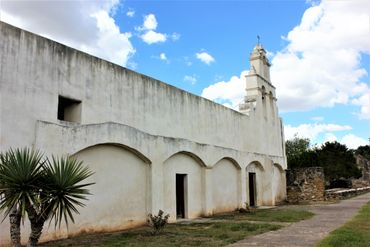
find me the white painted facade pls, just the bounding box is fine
[0,22,287,245]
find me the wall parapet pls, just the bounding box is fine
[34,120,286,170]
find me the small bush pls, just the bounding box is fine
[237,202,256,214]
[147,210,170,235]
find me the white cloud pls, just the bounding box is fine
[196,52,215,65]
[171,32,181,41]
[284,123,352,140]
[184,75,197,85]
[0,0,135,66]
[271,0,370,113]
[199,0,369,119]
[286,124,368,149]
[126,9,135,17]
[86,11,134,66]
[136,13,177,45]
[341,134,368,149]
[323,133,337,142]
[142,13,157,30]
[159,53,167,61]
[141,30,166,44]
[201,71,248,109]
[351,90,370,119]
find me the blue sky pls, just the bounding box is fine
[1,0,369,148]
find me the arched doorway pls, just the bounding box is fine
[246,161,264,207]
[163,152,205,220]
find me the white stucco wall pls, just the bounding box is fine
[212,159,240,213]
[272,164,287,204]
[0,21,287,246]
[70,144,150,233]
[0,21,284,158]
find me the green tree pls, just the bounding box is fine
[285,138,361,186]
[285,135,313,169]
[0,148,94,247]
[317,142,361,183]
[355,145,370,159]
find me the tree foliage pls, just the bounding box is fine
[355,145,370,159]
[285,135,317,168]
[317,142,361,182]
[285,137,362,185]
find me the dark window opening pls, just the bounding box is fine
[57,96,81,123]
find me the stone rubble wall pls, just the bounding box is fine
[354,154,370,182]
[325,186,370,200]
[286,167,325,203]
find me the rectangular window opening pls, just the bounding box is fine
[57,95,82,123]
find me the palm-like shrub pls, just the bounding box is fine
[27,156,94,246]
[0,148,44,247]
[0,148,94,247]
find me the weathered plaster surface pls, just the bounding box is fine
[0,22,287,245]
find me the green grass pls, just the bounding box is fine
[212,209,314,222]
[41,208,313,247]
[316,201,370,247]
[103,222,280,247]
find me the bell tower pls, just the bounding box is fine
[239,41,276,118]
[250,43,271,82]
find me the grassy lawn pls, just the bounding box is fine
[316,201,370,247]
[211,208,314,222]
[41,208,313,247]
[103,222,280,247]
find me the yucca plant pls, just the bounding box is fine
[0,148,94,247]
[0,148,44,247]
[26,156,94,247]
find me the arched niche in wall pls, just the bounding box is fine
[212,157,241,213]
[246,161,264,207]
[261,86,267,119]
[272,163,286,203]
[269,91,275,122]
[163,151,206,220]
[69,143,151,234]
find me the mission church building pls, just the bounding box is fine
[0,21,287,245]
